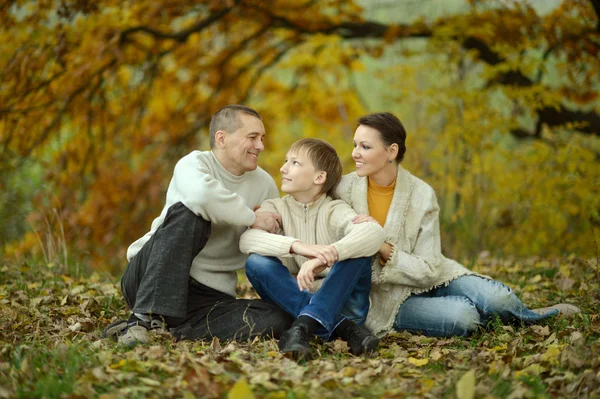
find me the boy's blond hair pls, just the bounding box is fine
[289,138,343,197]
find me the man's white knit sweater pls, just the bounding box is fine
[239,194,386,277]
[127,150,279,297]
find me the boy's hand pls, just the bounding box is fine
[290,241,338,266]
[252,211,282,233]
[297,258,328,292]
[352,214,379,224]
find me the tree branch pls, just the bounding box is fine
[537,105,600,135]
[119,6,233,44]
[239,41,299,104]
[19,60,117,162]
[252,6,431,40]
[590,0,600,31]
[213,24,273,94]
[0,71,65,115]
[511,105,600,139]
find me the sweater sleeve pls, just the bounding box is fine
[327,200,386,261]
[380,188,443,288]
[334,174,353,203]
[172,155,256,226]
[239,199,297,256]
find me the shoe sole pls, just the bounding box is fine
[101,319,128,340]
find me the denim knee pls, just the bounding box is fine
[448,298,481,337]
[485,280,513,303]
[245,254,273,281]
[354,256,372,272]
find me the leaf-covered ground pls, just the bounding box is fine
[1,256,599,399]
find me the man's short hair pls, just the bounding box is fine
[209,105,262,148]
[289,138,343,198]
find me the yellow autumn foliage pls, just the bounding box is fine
[1,0,598,272]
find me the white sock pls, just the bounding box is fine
[134,313,151,323]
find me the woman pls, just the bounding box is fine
[336,112,580,338]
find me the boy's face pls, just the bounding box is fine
[280,149,324,197]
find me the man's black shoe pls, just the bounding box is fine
[344,323,379,356]
[278,323,312,361]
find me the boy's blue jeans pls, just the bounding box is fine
[245,254,372,340]
[394,275,560,337]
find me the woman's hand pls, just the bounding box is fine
[352,214,379,225]
[379,242,393,265]
[352,215,391,265]
[297,258,328,292]
[290,241,338,266]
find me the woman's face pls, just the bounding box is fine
[352,124,392,178]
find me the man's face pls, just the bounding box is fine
[219,113,266,176]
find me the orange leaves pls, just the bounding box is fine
[560,88,600,105]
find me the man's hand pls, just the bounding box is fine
[251,211,282,233]
[297,258,328,292]
[379,242,393,264]
[290,241,338,267]
[352,214,379,224]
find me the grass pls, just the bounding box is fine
[11,343,94,398]
[0,255,599,398]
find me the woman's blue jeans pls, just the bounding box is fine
[245,254,372,340]
[393,275,559,337]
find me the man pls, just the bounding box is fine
[102,105,292,346]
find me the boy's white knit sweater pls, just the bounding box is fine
[127,150,279,297]
[239,194,386,276]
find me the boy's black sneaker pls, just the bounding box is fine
[343,323,379,356]
[278,323,312,361]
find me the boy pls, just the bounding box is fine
[240,138,385,359]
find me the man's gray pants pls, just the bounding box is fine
[120,202,292,341]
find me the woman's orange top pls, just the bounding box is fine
[367,177,396,227]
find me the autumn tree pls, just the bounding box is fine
[1,0,598,272]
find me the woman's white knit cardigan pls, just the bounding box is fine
[336,166,476,337]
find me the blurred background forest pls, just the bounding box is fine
[1,0,599,275]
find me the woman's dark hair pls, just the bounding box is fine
[358,112,407,163]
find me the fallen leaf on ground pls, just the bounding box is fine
[408,357,428,367]
[228,378,254,399]
[456,369,476,399]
